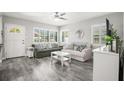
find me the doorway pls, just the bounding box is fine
[5,23,25,58]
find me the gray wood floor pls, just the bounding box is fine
[0,57,93,81]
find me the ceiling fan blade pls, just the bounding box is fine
[59,17,67,20]
[54,12,67,20]
[60,13,66,16]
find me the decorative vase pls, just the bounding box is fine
[106,45,111,52]
[112,39,116,52]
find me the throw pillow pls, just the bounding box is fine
[51,43,58,48]
[73,45,78,51]
[66,44,73,50]
[79,45,87,52]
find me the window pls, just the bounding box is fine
[33,28,58,43]
[61,30,69,43]
[33,28,40,43]
[50,31,57,42]
[91,23,106,46]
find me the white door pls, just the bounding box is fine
[5,24,25,58]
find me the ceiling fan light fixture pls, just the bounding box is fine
[54,17,61,22]
[53,12,67,21]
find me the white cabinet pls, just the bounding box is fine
[93,47,119,81]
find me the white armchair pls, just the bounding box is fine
[62,46,92,62]
[81,48,92,61]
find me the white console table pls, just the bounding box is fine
[93,46,119,81]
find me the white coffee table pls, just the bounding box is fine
[51,51,71,67]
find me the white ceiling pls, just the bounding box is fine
[1,12,113,26]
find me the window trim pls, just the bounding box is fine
[33,27,58,44]
[91,23,106,47]
[60,29,70,43]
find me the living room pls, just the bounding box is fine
[0,12,123,81]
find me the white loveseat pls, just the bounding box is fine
[62,43,92,62]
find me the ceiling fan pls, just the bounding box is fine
[54,12,67,20]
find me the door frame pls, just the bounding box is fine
[4,23,26,58]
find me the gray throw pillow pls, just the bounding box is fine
[77,46,81,51]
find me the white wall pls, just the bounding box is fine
[123,13,124,45]
[60,13,123,45]
[3,16,58,47]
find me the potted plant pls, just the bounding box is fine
[104,25,123,53]
[111,28,118,52]
[111,27,123,53]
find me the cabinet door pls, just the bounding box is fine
[93,52,119,81]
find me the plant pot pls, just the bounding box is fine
[106,45,111,52]
[112,39,116,52]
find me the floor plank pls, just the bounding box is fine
[0,57,93,81]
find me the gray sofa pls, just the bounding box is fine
[62,42,92,62]
[33,43,62,58]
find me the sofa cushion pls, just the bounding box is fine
[64,43,74,50]
[34,43,59,49]
[35,44,43,49]
[62,49,84,57]
[44,43,49,49]
[51,43,58,48]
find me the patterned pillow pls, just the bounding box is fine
[79,45,87,52]
[73,44,87,52]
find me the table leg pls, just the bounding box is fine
[69,55,71,63]
[61,56,64,67]
[50,53,53,65]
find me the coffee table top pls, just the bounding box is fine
[51,51,70,56]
